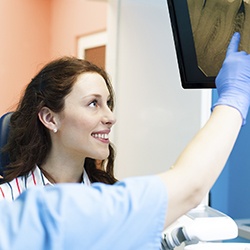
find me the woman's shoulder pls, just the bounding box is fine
[0,166,46,201]
[0,176,25,201]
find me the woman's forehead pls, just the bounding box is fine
[69,72,110,98]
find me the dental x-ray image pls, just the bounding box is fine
[167,0,250,88]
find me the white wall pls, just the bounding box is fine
[106,0,211,179]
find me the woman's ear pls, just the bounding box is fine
[38,107,58,131]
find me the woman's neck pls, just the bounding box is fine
[40,167,83,184]
[40,155,85,183]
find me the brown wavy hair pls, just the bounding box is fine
[3,56,117,184]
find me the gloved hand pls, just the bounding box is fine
[212,32,250,125]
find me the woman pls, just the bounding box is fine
[0,57,117,200]
[0,32,249,250]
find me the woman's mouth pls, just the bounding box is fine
[92,133,109,139]
[91,132,110,144]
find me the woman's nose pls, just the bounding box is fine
[102,107,116,125]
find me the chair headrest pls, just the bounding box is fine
[0,112,13,176]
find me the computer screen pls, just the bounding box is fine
[166,0,246,89]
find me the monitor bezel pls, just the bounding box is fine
[166,0,216,89]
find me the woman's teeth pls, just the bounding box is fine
[92,133,109,139]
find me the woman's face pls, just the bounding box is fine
[55,72,116,160]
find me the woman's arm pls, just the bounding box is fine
[159,32,250,227]
[159,105,241,227]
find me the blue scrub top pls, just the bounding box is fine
[0,175,168,250]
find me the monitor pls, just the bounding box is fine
[166,0,246,89]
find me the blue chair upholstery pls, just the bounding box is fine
[0,112,12,176]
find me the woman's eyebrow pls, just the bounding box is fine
[82,94,101,99]
[81,94,111,101]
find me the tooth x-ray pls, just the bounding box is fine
[166,0,249,89]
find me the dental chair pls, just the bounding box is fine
[0,112,13,177]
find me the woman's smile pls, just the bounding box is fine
[54,72,116,160]
[91,130,111,144]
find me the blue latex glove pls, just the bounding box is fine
[213,32,250,125]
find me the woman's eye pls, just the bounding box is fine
[89,100,98,107]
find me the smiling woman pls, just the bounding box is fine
[0,56,117,201]
[38,72,116,181]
